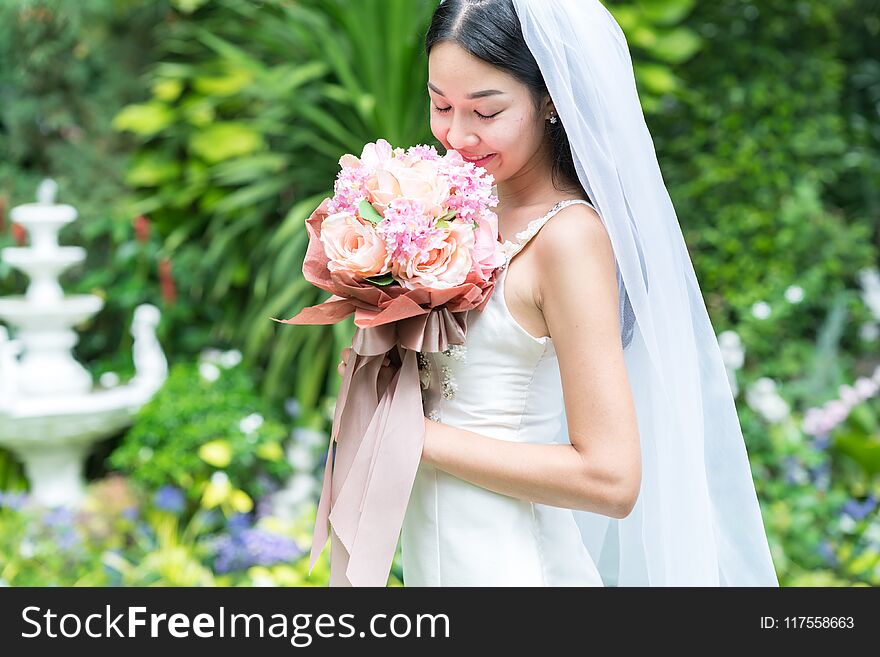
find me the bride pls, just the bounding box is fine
[339,0,779,587]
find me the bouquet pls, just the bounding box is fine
[272,139,506,586]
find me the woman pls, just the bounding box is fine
[340,0,779,587]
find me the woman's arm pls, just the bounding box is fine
[422,204,642,519]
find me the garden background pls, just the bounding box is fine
[0,0,878,586]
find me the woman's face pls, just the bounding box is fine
[427,41,551,184]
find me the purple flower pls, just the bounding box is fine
[42,506,76,528]
[808,461,831,492]
[842,495,877,521]
[227,512,252,535]
[811,432,830,451]
[212,527,303,573]
[0,491,29,511]
[241,529,303,566]
[816,540,837,566]
[153,485,185,514]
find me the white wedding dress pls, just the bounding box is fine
[400,198,635,586]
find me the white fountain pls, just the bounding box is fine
[0,179,168,507]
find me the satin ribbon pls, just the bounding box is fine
[309,309,468,586]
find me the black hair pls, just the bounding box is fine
[424,0,590,201]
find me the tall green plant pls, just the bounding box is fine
[113,0,438,414]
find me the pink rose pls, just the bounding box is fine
[470,208,506,282]
[366,160,450,219]
[320,211,391,279]
[358,139,394,169]
[392,221,475,290]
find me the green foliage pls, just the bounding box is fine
[651,0,879,380]
[108,353,292,508]
[0,0,207,367]
[110,0,439,409]
[606,0,703,112]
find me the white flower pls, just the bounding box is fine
[839,514,857,533]
[239,413,264,434]
[838,384,861,407]
[784,284,804,304]
[220,349,242,368]
[745,377,790,423]
[855,376,879,399]
[291,427,326,449]
[19,539,35,559]
[199,362,220,382]
[284,398,301,418]
[864,521,880,546]
[859,321,879,343]
[286,444,316,471]
[857,267,880,320]
[211,471,229,486]
[718,330,745,369]
[200,348,223,364]
[251,573,277,587]
[99,371,120,388]
[751,301,772,320]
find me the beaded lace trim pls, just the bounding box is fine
[500,199,593,265]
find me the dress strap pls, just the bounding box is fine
[501,199,596,262]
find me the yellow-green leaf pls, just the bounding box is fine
[193,66,254,96]
[189,123,265,163]
[230,489,253,513]
[256,441,284,462]
[112,102,175,136]
[153,78,184,102]
[198,440,233,468]
[125,154,182,188]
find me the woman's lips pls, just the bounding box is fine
[459,153,496,166]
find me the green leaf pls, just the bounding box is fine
[437,209,457,222]
[193,66,254,96]
[125,153,182,188]
[365,273,395,286]
[188,123,266,163]
[358,199,383,224]
[637,0,696,26]
[112,102,175,136]
[651,27,702,63]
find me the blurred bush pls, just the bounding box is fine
[107,350,292,512]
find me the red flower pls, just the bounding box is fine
[158,257,176,305]
[133,214,151,244]
[12,223,26,246]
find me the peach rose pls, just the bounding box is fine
[392,221,475,290]
[320,211,391,279]
[366,159,449,219]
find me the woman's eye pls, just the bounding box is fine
[431,105,500,121]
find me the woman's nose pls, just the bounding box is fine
[446,117,478,151]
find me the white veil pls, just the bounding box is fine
[509,0,779,585]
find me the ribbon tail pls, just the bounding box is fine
[329,348,424,586]
[308,341,379,578]
[307,436,334,575]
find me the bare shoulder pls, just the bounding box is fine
[533,202,616,307]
